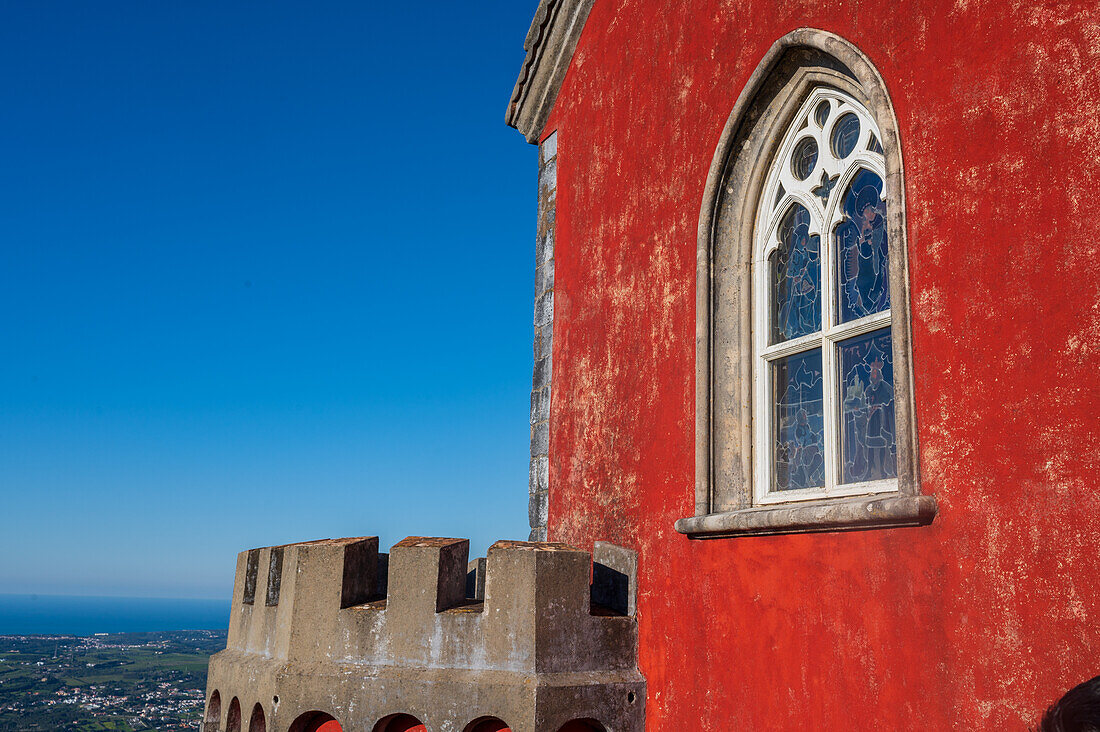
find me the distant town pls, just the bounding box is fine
[0,629,225,731]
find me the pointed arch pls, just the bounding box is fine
[678,28,935,537]
[227,697,242,732]
[205,691,222,732]
[248,703,267,732]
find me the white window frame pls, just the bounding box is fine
[752,87,896,505]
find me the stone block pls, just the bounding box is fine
[538,157,557,196]
[540,131,557,162]
[536,227,554,265]
[530,420,549,456]
[530,387,550,424]
[534,261,554,297]
[528,489,548,527]
[388,536,469,614]
[539,323,553,360]
[532,356,551,391]
[529,455,549,494]
[534,290,554,327]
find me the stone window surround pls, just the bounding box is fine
[676,29,937,539]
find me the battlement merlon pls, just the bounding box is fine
[223,536,639,673]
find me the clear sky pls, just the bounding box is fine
[0,1,538,600]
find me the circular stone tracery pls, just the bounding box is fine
[831,112,861,158]
[790,137,818,180]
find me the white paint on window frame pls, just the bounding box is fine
[751,86,896,506]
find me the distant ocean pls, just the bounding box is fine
[0,594,229,636]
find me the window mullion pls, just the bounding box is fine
[822,332,839,495]
[819,184,838,496]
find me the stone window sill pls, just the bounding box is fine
[675,494,937,539]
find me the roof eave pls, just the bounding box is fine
[505,0,595,143]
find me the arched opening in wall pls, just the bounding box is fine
[678,27,934,540]
[226,697,242,732]
[249,703,267,732]
[372,713,427,732]
[205,691,222,732]
[463,717,512,732]
[288,711,343,732]
[556,721,606,732]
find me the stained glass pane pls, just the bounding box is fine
[791,138,818,180]
[867,133,883,154]
[770,204,821,343]
[772,349,825,492]
[831,113,860,158]
[814,100,831,128]
[836,169,890,322]
[838,328,897,484]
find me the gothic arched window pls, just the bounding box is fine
[677,30,937,538]
[754,87,895,502]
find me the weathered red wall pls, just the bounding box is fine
[540,0,1100,728]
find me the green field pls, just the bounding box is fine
[0,631,226,732]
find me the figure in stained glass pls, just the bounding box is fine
[773,350,824,491]
[836,169,890,322]
[771,204,821,343]
[839,329,897,483]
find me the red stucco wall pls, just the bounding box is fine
[539,1,1100,728]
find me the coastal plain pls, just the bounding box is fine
[0,630,226,731]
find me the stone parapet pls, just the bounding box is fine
[204,537,644,732]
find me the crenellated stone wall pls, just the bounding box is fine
[203,536,644,732]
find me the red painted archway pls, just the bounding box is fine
[288,712,342,732]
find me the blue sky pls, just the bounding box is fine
[0,1,538,599]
